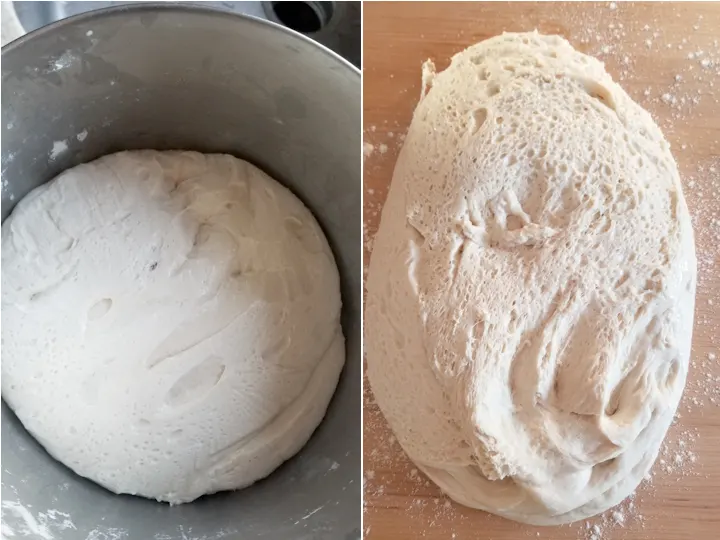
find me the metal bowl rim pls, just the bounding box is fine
[1,1,361,79]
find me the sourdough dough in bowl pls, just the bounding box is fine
[1,150,344,504]
[366,32,696,525]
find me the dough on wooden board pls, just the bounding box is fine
[366,32,696,525]
[1,150,344,504]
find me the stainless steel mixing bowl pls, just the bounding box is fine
[0,4,360,539]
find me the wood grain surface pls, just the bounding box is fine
[362,2,720,539]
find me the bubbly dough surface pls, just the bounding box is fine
[2,150,344,504]
[366,32,696,525]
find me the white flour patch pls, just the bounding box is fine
[1,500,76,539]
[85,528,129,540]
[153,526,239,540]
[47,52,76,73]
[294,504,326,525]
[2,152,17,175]
[49,140,68,160]
[363,142,375,158]
[302,505,325,520]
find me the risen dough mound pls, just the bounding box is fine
[366,32,696,525]
[2,150,344,504]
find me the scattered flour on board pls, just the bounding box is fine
[364,3,719,539]
[363,142,375,158]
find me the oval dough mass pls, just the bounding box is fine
[366,32,696,525]
[1,150,344,504]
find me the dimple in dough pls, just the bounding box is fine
[366,32,696,525]
[1,150,345,504]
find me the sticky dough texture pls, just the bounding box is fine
[366,32,696,525]
[2,150,344,504]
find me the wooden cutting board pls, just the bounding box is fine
[363,2,720,539]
